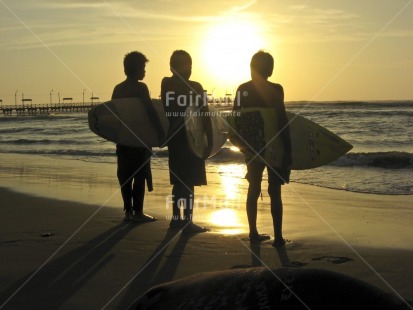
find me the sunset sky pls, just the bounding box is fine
[1,0,412,104]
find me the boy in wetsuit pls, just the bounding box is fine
[233,51,292,247]
[112,51,164,222]
[161,50,210,233]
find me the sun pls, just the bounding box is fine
[201,17,265,94]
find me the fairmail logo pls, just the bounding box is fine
[164,91,242,108]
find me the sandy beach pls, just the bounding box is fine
[2,0,413,307]
[0,154,412,309]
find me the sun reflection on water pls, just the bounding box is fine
[209,208,245,235]
[218,164,245,201]
[205,164,248,234]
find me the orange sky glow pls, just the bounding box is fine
[1,0,413,104]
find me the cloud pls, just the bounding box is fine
[306,8,359,24]
[258,5,367,44]
[104,7,218,23]
[289,4,309,10]
[99,0,262,23]
[34,0,108,10]
[279,6,360,25]
[229,0,257,12]
[5,0,409,50]
[33,0,214,22]
[380,29,413,38]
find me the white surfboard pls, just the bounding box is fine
[88,98,168,147]
[185,105,228,159]
[227,108,352,170]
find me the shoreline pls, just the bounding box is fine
[0,187,412,309]
[0,153,413,308]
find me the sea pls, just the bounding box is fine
[0,100,412,196]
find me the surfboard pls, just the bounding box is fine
[88,98,168,147]
[185,105,228,159]
[227,108,352,170]
[128,267,407,309]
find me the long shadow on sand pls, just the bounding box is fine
[112,229,196,309]
[248,241,307,268]
[0,222,136,309]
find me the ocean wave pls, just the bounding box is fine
[152,149,169,158]
[211,149,413,169]
[0,149,116,157]
[0,127,45,134]
[209,147,244,162]
[0,138,93,145]
[332,152,413,169]
[1,144,411,170]
[0,114,80,122]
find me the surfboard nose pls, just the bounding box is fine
[344,141,353,153]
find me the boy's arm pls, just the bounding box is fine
[195,83,213,159]
[160,78,170,112]
[274,85,292,167]
[233,86,242,111]
[140,83,166,143]
[111,85,119,100]
[228,86,245,149]
[161,77,183,139]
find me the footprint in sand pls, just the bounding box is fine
[312,256,354,264]
[232,262,307,269]
[284,261,307,268]
[231,265,253,269]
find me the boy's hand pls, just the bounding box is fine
[281,168,291,184]
[281,150,292,168]
[158,130,167,147]
[281,151,292,183]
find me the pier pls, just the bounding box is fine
[0,102,98,116]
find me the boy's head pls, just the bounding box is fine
[250,50,274,78]
[170,50,192,79]
[124,51,148,79]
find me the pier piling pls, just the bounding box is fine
[0,102,98,116]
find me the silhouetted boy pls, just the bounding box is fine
[161,50,209,233]
[112,51,164,222]
[233,51,292,247]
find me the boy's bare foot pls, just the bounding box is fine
[134,213,157,222]
[272,238,291,248]
[182,222,210,234]
[249,233,271,242]
[124,211,134,222]
[169,219,185,229]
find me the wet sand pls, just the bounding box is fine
[0,154,412,309]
